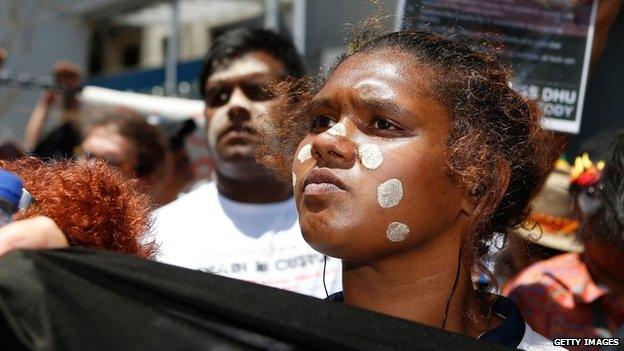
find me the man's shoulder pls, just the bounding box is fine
[151,182,227,257]
[503,253,586,325]
[504,253,581,295]
[156,182,218,215]
[153,182,220,231]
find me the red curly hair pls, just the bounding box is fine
[0,157,157,259]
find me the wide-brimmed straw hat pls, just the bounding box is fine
[519,130,621,252]
[516,164,584,253]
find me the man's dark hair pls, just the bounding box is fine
[584,131,624,246]
[199,28,304,97]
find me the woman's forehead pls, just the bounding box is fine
[319,50,435,99]
[334,50,406,81]
[311,50,444,120]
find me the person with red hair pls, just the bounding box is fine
[0,157,156,259]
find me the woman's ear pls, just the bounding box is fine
[460,157,511,217]
[460,189,476,217]
[495,157,512,202]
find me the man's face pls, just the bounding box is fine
[80,125,137,179]
[204,51,285,180]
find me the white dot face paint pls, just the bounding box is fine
[326,123,346,137]
[292,172,297,188]
[377,179,403,208]
[354,79,397,101]
[358,144,383,170]
[297,144,312,163]
[386,222,410,242]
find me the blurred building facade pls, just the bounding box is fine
[0,0,399,142]
[0,0,621,151]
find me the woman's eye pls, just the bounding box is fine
[373,118,399,130]
[312,115,336,130]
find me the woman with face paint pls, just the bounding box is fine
[256,30,558,350]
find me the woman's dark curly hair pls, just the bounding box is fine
[256,29,552,282]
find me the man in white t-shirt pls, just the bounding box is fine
[154,28,341,298]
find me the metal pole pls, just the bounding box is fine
[165,0,180,96]
[292,0,306,54]
[264,0,280,30]
[394,0,406,31]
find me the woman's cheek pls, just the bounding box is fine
[356,145,415,243]
[365,138,446,245]
[376,178,412,242]
[292,138,314,202]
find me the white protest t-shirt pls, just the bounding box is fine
[153,182,342,298]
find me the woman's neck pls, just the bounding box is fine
[341,240,500,338]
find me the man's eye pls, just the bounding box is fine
[312,116,336,130]
[206,87,231,107]
[373,118,399,130]
[241,83,274,101]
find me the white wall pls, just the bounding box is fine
[0,0,89,143]
[0,0,164,142]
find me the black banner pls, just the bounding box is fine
[0,248,509,350]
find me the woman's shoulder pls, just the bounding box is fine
[480,295,563,350]
[328,292,562,350]
[518,323,566,351]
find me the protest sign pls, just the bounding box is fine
[400,0,598,134]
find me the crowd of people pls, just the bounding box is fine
[0,5,623,350]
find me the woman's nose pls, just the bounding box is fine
[311,127,356,169]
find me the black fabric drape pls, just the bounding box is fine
[0,248,509,350]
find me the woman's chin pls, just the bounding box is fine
[300,220,349,255]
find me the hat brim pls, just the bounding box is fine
[516,227,584,253]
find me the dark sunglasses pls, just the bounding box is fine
[205,83,275,107]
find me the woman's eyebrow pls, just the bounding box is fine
[359,98,412,118]
[306,98,334,113]
[307,97,414,120]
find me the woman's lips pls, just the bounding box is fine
[303,168,348,195]
[304,182,345,194]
